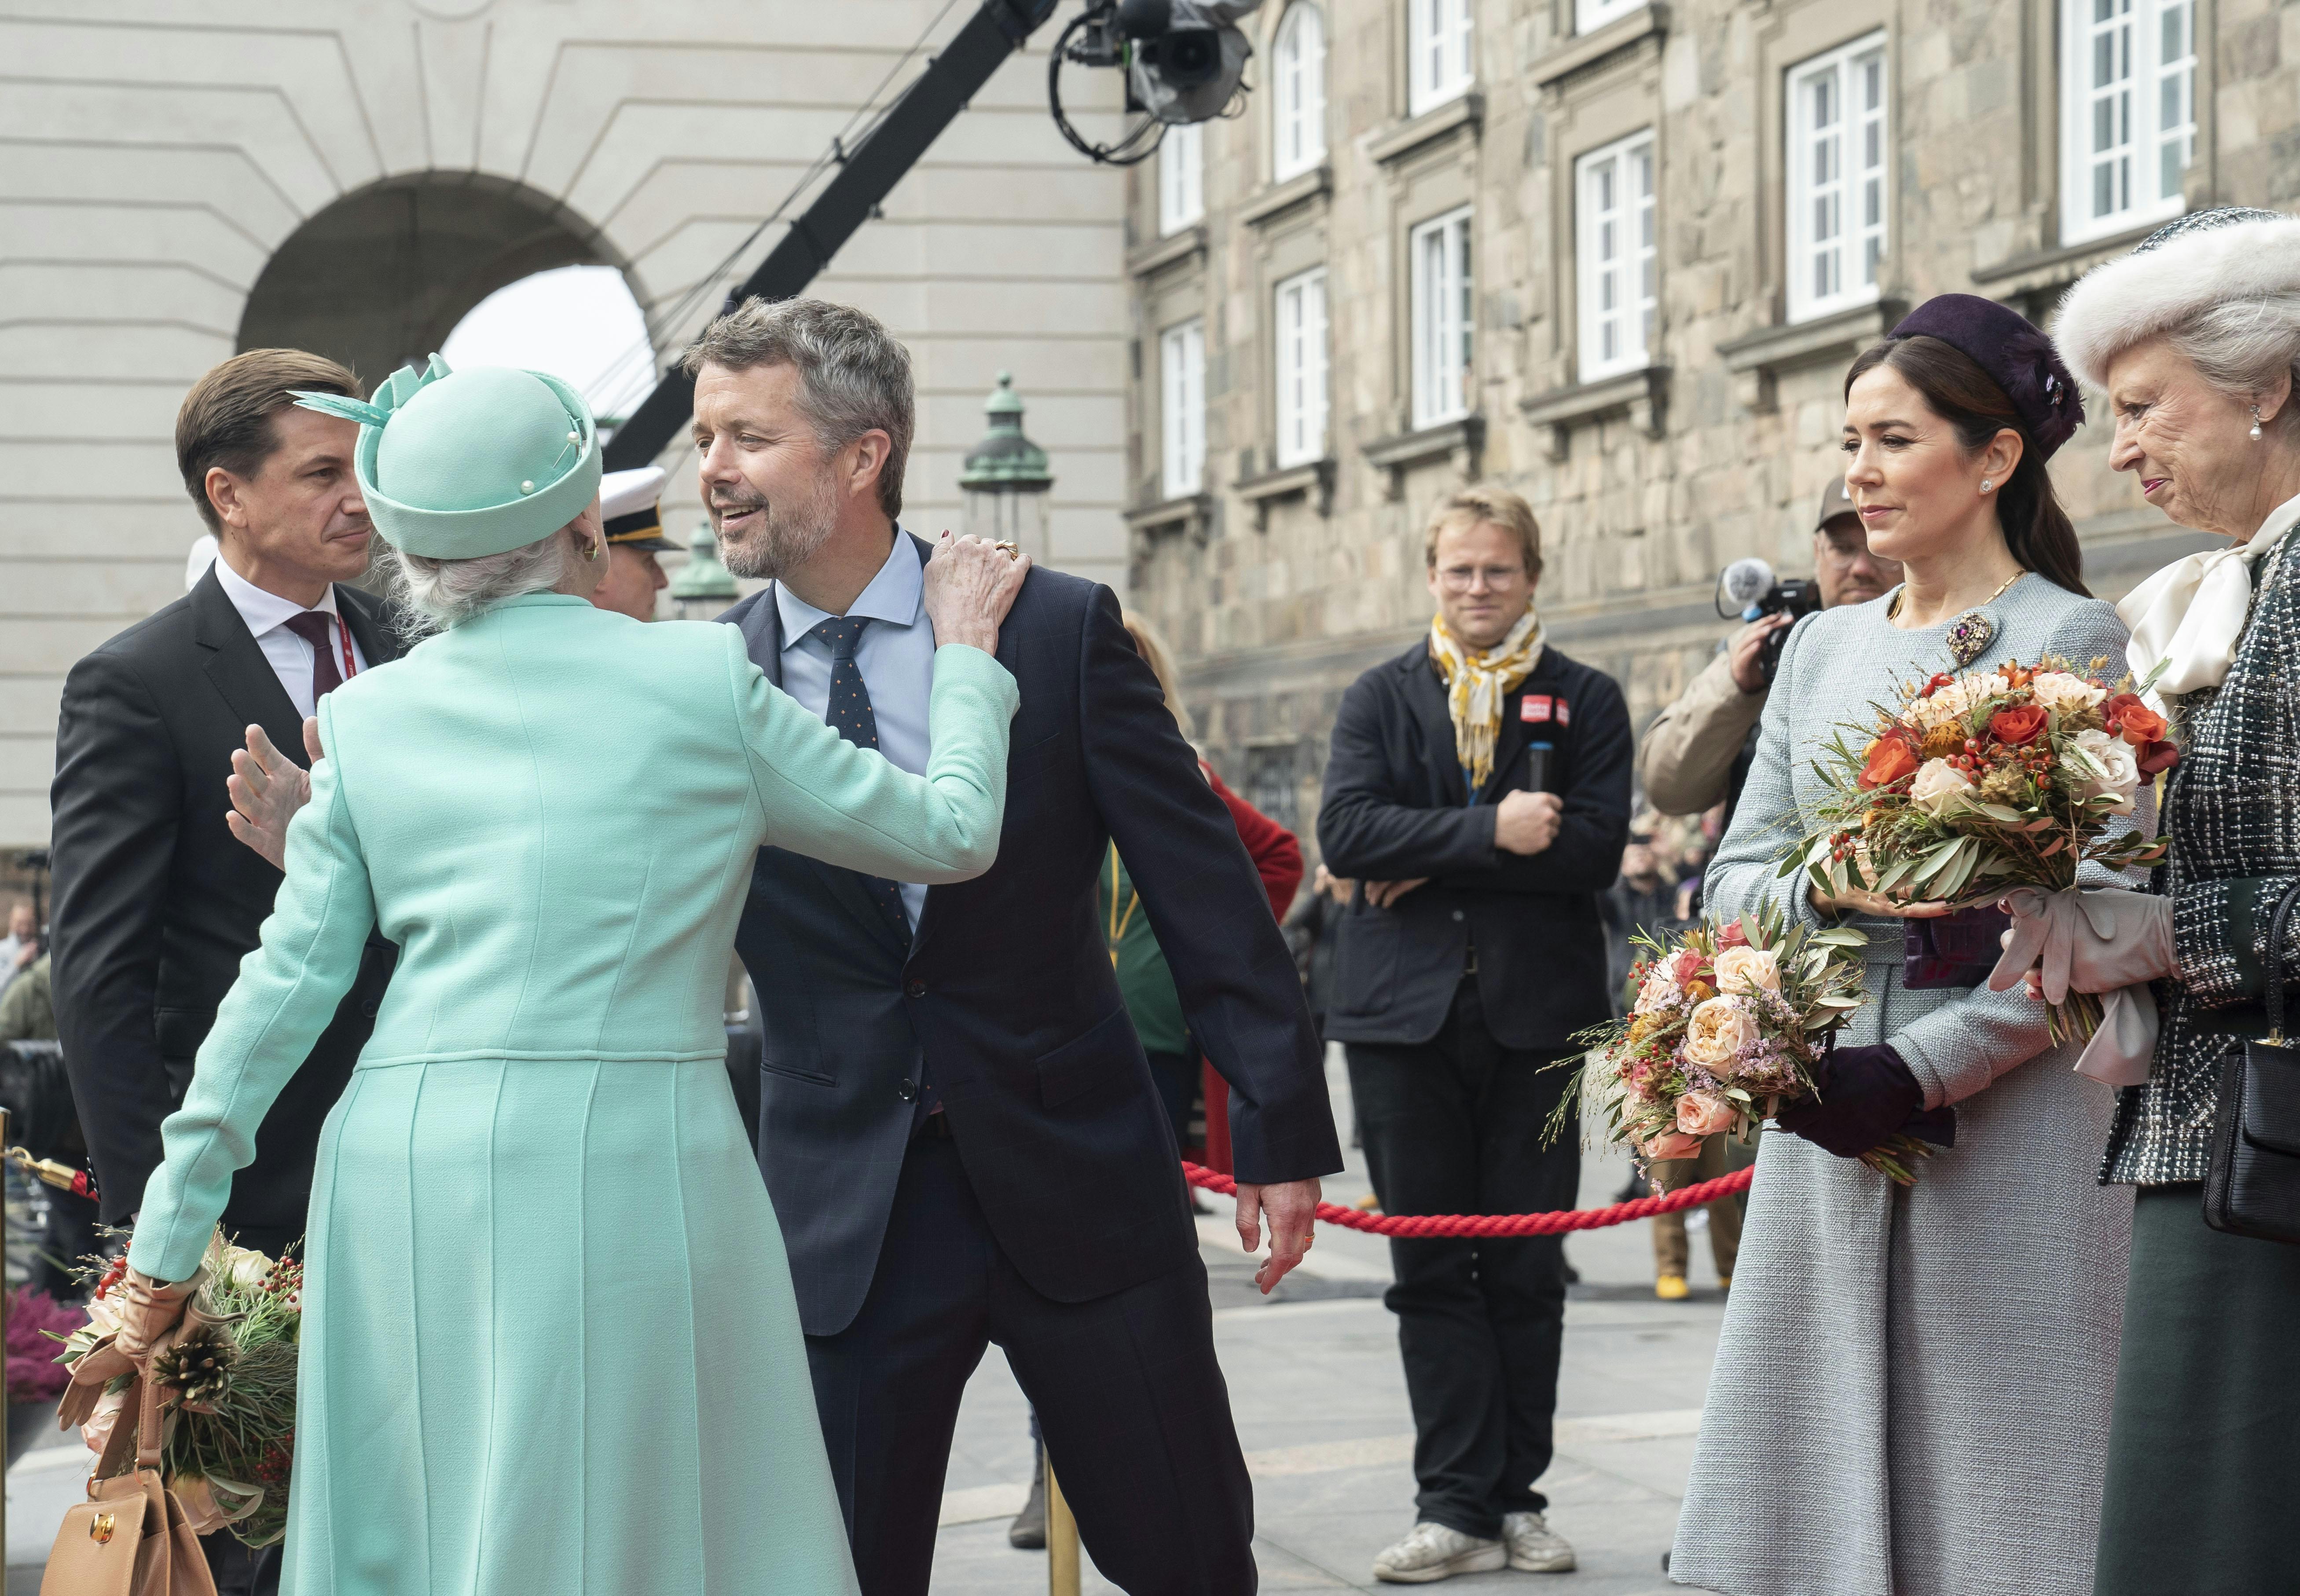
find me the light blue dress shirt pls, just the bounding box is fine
[774,532,936,926]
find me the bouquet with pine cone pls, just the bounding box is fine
[60,1231,303,1548]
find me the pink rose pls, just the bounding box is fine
[1676,1091,1740,1138]
[1643,1131,1705,1162]
[1670,948,1708,987]
[1715,920,1750,950]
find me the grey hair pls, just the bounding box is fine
[679,297,914,519]
[380,531,573,636]
[2163,294,2300,425]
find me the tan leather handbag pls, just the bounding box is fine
[40,1376,219,1596]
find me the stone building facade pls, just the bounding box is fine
[1121,0,2298,846]
[0,0,1129,848]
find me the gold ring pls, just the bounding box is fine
[1301,1234,1316,1245]
[995,540,1019,559]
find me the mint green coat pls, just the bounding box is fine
[126,593,1019,1596]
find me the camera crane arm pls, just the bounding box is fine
[603,0,1063,471]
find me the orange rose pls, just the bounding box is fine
[1988,703,2048,746]
[2116,701,2168,747]
[1859,732,1920,789]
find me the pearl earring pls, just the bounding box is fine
[1980,479,1992,493]
[2252,406,2265,441]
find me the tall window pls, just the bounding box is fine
[1787,34,1888,323]
[1275,267,1330,467]
[1160,319,1207,498]
[1272,4,1328,182]
[1159,121,1205,235]
[1410,207,1474,428]
[1408,0,1474,116]
[1576,131,1658,381]
[2060,0,2194,244]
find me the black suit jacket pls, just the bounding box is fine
[48,567,400,1234]
[723,538,1340,1337]
[1316,639,1632,1051]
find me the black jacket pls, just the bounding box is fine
[723,539,1340,1337]
[1316,639,1632,1050]
[48,567,400,1234]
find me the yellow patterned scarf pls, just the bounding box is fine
[1428,609,1546,791]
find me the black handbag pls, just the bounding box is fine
[2202,878,2300,1243]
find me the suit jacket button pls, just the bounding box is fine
[905,979,927,999]
[1451,910,1465,923]
[360,997,381,1018]
[897,1078,918,1101]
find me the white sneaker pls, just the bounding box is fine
[1500,1511,1577,1573]
[1371,1521,1508,1584]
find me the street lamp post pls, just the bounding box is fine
[958,372,1054,562]
[670,520,739,619]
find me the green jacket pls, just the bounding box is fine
[0,954,52,1043]
[127,595,1018,1283]
[1098,844,1188,1056]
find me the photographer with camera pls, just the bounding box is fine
[1639,480,1900,821]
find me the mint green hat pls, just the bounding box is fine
[292,355,601,559]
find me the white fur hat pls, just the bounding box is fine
[2053,208,2300,388]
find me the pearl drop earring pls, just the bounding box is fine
[2252,406,2265,441]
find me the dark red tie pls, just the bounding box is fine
[283,611,343,700]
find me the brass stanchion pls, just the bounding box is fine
[1045,1445,1079,1596]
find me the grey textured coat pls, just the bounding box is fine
[1670,578,2136,1596]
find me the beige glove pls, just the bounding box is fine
[1987,887,2177,1002]
[57,1268,201,1430]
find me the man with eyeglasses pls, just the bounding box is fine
[1317,485,1632,1585]
[1640,479,1902,824]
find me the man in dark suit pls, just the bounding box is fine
[687,297,1341,1596]
[1317,486,1630,1586]
[48,348,400,1594]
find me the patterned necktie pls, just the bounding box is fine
[282,611,343,700]
[808,617,913,943]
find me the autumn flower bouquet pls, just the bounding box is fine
[60,1231,303,1548]
[1783,655,2176,1046]
[1549,909,1935,1185]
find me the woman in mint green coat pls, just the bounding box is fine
[117,361,1026,1594]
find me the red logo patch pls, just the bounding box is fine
[1520,695,1553,724]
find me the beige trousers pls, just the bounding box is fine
[1649,1133,1753,1280]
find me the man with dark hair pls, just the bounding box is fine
[48,346,404,1596]
[686,295,1342,1596]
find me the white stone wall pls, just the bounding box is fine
[0,0,1130,846]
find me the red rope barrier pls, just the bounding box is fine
[1182,1161,1754,1237]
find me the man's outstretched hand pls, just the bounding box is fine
[1234,1177,1322,1295]
[226,719,321,869]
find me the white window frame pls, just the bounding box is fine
[1407,0,1475,117]
[1409,206,1474,429]
[2058,0,2194,245]
[1274,267,1330,468]
[1786,33,1889,324]
[1160,318,1207,498]
[1272,4,1328,182]
[1574,0,1644,36]
[1575,130,1658,383]
[1159,121,1205,235]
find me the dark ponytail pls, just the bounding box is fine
[1844,335,2090,598]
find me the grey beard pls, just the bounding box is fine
[717,472,840,582]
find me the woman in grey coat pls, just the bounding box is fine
[1670,296,2135,1596]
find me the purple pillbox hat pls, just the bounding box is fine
[1883,293,2085,460]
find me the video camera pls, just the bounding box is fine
[1716,558,1822,686]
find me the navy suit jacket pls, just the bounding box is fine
[723,538,1340,1337]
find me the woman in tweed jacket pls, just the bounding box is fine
[2008,209,2300,1596]
[1670,297,2135,1596]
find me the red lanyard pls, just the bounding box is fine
[333,612,357,681]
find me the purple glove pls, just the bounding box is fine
[1776,1043,1955,1160]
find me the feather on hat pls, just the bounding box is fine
[2052,208,2300,389]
